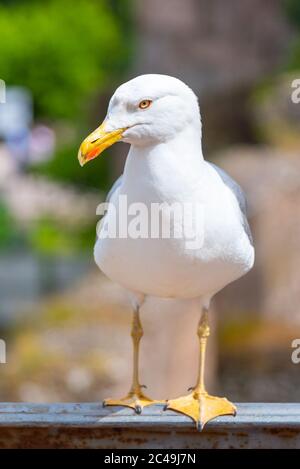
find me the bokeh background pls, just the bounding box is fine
[0,0,300,404]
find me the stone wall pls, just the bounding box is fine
[135,0,293,94]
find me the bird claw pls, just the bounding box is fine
[135,405,142,414]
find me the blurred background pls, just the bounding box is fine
[0,0,300,404]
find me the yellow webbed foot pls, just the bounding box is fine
[103,389,163,414]
[167,391,236,431]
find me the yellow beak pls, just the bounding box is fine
[78,121,126,166]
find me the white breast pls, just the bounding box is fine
[94,144,254,299]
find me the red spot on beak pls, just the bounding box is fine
[87,147,99,160]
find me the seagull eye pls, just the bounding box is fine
[138,99,152,110]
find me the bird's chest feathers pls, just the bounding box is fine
[95,148,251,298]
[123,147,205,205]
[120,149,237,254]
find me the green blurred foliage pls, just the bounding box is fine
[30,143,111,191]
[0,202,16,248]
[0,200,96,255]
[0,0,131,254]
[284,0,300,70]
[285,0,300,29]
[0,201,28,250]
[0,0,132,120]
[0,0,133,191]
[27,217,95,256]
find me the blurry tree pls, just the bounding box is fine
[0,0,132,120]
[0,0,133,190]
[249,1,300,147]
[285,0,300,28]
[30,142,111,190]
[0,202,14,248]
[285,0,300,70]
[0,201,24,249]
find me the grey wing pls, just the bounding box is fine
[209,162,253,245]
[106,175,123,203]
[95,175,123,244]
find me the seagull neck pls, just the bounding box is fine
[125,124,204,176]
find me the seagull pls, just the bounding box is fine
[78,74,254,430]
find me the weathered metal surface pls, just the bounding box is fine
[0,403,299,448]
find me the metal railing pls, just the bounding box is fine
[0,402,299,448]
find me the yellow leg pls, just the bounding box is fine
[103,307,162,413]
[167,308,236,430]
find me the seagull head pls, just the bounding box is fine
[78,74,201,166]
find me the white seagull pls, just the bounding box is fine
[78,74,254,430]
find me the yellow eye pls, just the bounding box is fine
[138,99,152,109]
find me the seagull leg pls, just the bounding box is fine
[166,308,236,430]
[103,306,161,413]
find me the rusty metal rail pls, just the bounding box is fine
[0,402,299,448]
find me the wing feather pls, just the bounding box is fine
[208,162,253,245]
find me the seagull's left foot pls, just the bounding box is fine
[166,391,236,431]
[103,388,163,414]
